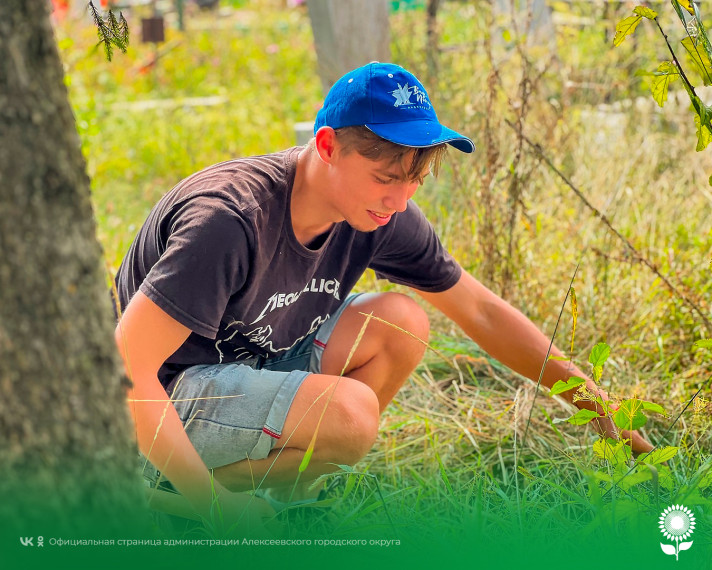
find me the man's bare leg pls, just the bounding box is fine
[213,292,429,496]
[212,374,379,492]
[321,292,430,410]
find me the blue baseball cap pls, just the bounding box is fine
[314,62,475,153]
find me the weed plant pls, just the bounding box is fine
[56,0,711,560]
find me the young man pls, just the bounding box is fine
[115,62,652,528]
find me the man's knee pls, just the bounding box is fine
[281,374,379,465]
[356,292,430,345]
[323,377,380,465]
[320,292,430,393]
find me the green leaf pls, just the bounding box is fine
[550,376,587,396]
[649,61,680,106]
[614,15,643,47]
[693,16,712,69]
[659,465,675,490]
[567,408,603,425]
[298,447,314,472]
[589,342,611,367]
[118,12,130,47]
[613,399,648,430]
[693,339,712,349]
[694,109,712,151]
[547,355,570,361]
[343,473,357,499]
[592,470,613,484]
[633,6,658,19]
[618,468,653,491]
[592,438,610,459]
[682,37,712,86]
[588,342,609,384]
[592,365,603,384]
[641,446,679,465]
[593,437,628,464]
[699,470,712,489]
[640,400,666,414]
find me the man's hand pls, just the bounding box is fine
[415,273,657,457]
[578,382,655,456]
[590,414,654,456]
[118,293,281,537]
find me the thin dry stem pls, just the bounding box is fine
[507,119,712,331]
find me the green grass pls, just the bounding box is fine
[56,0,712,560]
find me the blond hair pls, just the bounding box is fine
[331,126,447,183]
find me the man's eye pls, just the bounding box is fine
[374,177,389,184]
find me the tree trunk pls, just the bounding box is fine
[307,0,391,93]
[426,0,440,81]
[0,0,148,541]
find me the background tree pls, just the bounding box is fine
[0,0,148,545]
[306,0,391,93]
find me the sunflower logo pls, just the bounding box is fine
[659,504,696,560]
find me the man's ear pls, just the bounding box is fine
[314,127,338,164]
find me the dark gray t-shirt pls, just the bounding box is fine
[116,147,461,386]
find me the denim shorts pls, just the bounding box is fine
[161,294,360,470]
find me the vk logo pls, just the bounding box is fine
[20,537,34,546]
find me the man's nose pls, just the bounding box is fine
[383,182,417,212]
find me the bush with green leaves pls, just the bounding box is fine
[615,0,712,156]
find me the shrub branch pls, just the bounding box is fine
[88,1,129,62]
[505,119,711,331]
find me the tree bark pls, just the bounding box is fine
[307,0,391,94]
[0,0,148,539]
[426,0,440,81]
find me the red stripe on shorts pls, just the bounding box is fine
[263,427,281,440]
[313,339,327,349]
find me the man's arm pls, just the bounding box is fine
[414,270,653,453]
[115,291,273,524]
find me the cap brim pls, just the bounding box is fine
[365,121,475,153]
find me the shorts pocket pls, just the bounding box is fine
[184,418,265,469]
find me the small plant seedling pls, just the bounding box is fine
[551,341,666,431]
[550,339,674,492]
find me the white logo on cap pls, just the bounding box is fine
[390,82,430,109]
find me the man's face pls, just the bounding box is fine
[329,148,425,232]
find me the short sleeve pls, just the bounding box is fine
[369,200,461,292]
[139,199,251,338]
